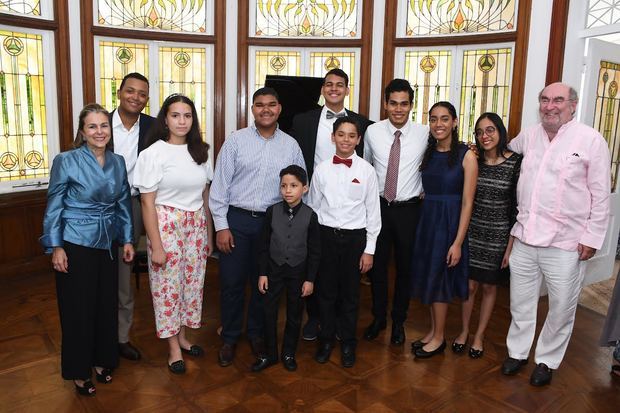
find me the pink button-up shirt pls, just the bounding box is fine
[509,119,611,251]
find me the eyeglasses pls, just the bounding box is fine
[539,96,571,105]
[474,126,497,138]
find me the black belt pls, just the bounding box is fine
[380,196,421,206]
[320,225,366,235]
[229,205,266,217]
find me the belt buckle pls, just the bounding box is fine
[251,210,259,218]
[333,227,341,235]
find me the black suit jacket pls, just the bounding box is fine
[289,107,373,180]
[109,110,156,155]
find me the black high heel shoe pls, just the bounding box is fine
[74,379,96,396]
[95,368,113,384]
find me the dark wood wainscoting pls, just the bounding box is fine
[0,190,48,276]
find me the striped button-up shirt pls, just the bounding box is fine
[509,119,611,251]
[209,124,305,231]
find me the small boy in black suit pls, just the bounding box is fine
[252,165,321,372]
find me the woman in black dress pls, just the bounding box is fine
[452,113,522,359]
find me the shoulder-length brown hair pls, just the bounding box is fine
[73,103,112,150]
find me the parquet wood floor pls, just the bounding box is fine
[1,260,619,412]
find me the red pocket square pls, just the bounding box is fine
[352,178,360,183]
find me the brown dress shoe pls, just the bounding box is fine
[118,342,141,360]
[218,343,235,367]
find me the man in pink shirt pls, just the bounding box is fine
[501,82,611,386]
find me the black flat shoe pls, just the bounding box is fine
[341,345,356,368]
[168,360,186,374]
[95,368,113,384]
[469,347,484,359]
[363,319,386,341]
[74,379,96,396]
[181,344,204,357]
[414,340,446,359]
[411,339,428,353]
[451,340,467,354]
[390,323,405,346]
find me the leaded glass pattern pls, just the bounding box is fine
[0,30,48,182]
[404,0,517,36]
[403,50,451,124]
[254,50,301,93]
[99,41,149,114]
[587,0,620,28]
[97,0,210,34]
[159,46,207,142]
[459,47,512,142]
[0,0,40,16]
[593,60,620,188]
[253,0,359,37]
[309,51,356,109]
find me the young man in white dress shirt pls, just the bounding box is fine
[362,79,429,346]
[110,72,155,361]
[308,116,381,368]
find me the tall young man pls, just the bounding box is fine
[111,72,155,360]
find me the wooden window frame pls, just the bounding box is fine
[382,0,533,139]
[80,1,226,156]
[237,0,375,129]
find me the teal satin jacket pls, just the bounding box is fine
[40,144,133,252]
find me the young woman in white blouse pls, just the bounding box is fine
[133,94,214,374]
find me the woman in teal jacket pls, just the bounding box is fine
[41,103,134,396]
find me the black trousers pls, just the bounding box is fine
[55,242,119,380]
[368,199,421,324]
[317,226,366,347]
[263,261,305,359]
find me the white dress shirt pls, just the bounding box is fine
[363,119,429,201]
[308,153,381,254]
[112,110,141,196]
[313,106,347,169]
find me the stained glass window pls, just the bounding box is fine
[252,0,360,37]
[403,0,517,37]
[0,0,43,17]
[159,46,208,142]
[254,50,301,93]
[587,0,620,29]
[98,41,149,114]
[593,60,620,188]
[0,30,49,183]
[97,0,212,34]
[403,50,452,124]
[309,51,356,110]
[459,47,512,142]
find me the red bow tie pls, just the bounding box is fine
[332,156,352,167]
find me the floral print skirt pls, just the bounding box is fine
[148,205,208,339]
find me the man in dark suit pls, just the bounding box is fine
[110,72,155,361]
[289,68,373,340]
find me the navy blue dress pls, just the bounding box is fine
[411,144,469,305]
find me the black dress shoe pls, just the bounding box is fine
[451,340,468,354]
[249,337,266,357]
[282,355,298,371]
[390,323,405,345]
[181,344,204,357]
[411,339,428,353]
[118,342,141,360]
[315,342,334,364]
[251,356,277,372]
[414,340,446,359]
[363,319,386,341]
[501,357,528,375]
[302,318,320,341]
[218,343,236,367]
[341,345,356,368]
[530,363,552,386]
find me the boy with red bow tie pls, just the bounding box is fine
[308,117,381,368]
